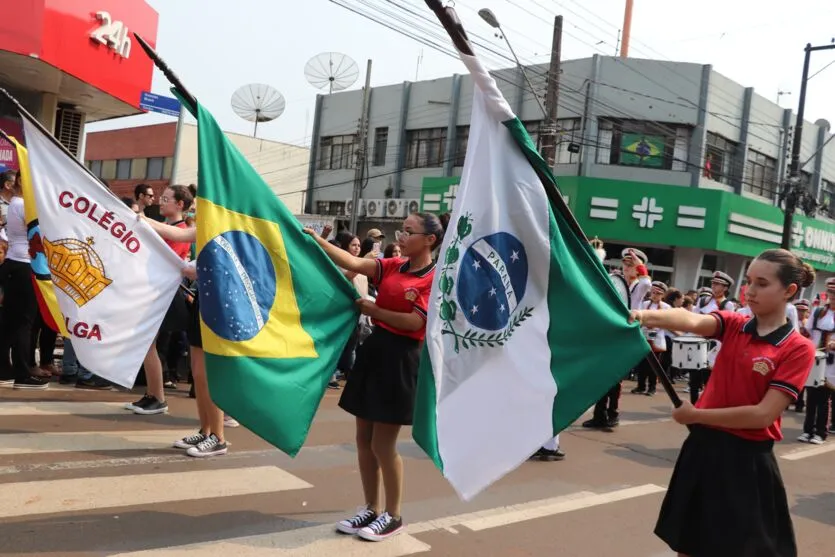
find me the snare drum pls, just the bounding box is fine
[672,336,711,371]
[806,350,827,388]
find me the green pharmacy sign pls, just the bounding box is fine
[620,134,665,168]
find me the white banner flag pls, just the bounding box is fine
[22,117,187,387]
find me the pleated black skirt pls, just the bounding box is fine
[655,425,796,557]
[338,326,421,425]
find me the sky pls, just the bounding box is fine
[88,0,835,147]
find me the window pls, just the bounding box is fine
[704,133,739,185]
[597,119,686,171]
[744,150,777,198]
[115,159,132,180]
[146,157,165,180]
[555,118,581,164]
[454,126,469,167]
[372,127,388,167]
[405,127,446,168]
[315,200,346,216]
[821,179,835,219]
[88,160,103,178]
[318,135,355,170]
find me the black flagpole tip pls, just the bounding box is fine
[132,32,198,112]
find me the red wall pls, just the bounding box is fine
[85,122,176,160]
[0,0,158,109]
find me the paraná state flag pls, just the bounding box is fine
[190,100,359,456]
[412,47,651,500]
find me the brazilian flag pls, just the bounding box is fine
[190,101,358,456]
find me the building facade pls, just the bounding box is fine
[306,54,835,297]
[0,0,158,162]
[85,123,310,213]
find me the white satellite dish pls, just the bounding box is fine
[231,83,285,137]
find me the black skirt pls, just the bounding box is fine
[655,425,796,557]
[187,295,202,349]
[338,326,421,425]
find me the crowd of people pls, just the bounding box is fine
[0,167,828,554]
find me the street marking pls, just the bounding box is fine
[780,443,835,461]
[0,466,311,519]
[0,401,128,416]
[111,484,662,556]
[112,524,431,557]
[0,429,196,455]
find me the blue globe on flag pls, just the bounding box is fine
[197,231,277,341]
[456,232,528,331]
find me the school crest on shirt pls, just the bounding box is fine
[438,214,533,353]
[404,288,418,302]
[751,356,775,376]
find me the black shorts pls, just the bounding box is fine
[187,295,202,349]
[655,425,796,557]
[159,288,190,334]
[338,326,420,425]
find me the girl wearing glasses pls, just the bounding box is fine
[305,212,444,542]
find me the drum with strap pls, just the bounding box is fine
[806,350,827,388]
[672,336,717,371]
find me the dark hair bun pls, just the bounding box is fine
[800,262,816,288]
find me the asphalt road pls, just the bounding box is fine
[1,380,833,557]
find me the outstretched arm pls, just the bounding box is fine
[144,217,196,243]
[304,228,377,277]
[631,308,719,338]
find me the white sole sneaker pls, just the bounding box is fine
[133,405,169,415]
[357,524,404,542]
[0,380,15,388]
[186,445,228,458]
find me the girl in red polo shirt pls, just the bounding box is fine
[631,249,815,557]
[306,213,443,543]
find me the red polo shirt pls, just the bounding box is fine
[372,257,435,341]
[698,311,815,441]
[164,220,191,261]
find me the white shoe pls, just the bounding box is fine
[223,415,240,428]
[809,434,825,445]
[797,432,812,443]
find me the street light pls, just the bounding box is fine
[478,8,547,118]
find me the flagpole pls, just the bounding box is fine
[423,0,682,409]
[133,34,198,113]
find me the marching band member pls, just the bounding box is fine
[687,271,736,403]
[795,299,811,334]
[798,279,835,444]
[632,248,815,557]
[583,247,651,429]
[632,281,671,396]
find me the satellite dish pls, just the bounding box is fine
[305,52,359,94]
[231,83,285,137]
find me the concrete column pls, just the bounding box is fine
[671,247,704,291]
[579,55,601,177]
[813,124,826,198]
[393,82,412,198]
[689,65,711,188]
[303,95,323,214]
[732,87,754,195]
[776,108,793,205]
[443,74,462,177]
[723,254,749,299]
[37,93,58,134]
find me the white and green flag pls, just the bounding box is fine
[413,51,650,500]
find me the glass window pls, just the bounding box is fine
[821,179,835,219]
[555,118,581,164]
[115,159,131,180]
[405,128,446,168]
[743,150,778,198]
[315,200,346,216]
[454,125,469,167]
[146,157,165,180]
[372,127,388,167]
[318,135,356,170]
[89,160,103,178]
[704,133,739,185]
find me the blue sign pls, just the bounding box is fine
[139,92,181,117]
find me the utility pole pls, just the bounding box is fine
[780,41,835,249]
[350,59,372,235]
[619,0,634,58]
[540,15,563,169]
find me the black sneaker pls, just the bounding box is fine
[630,388,646,394]
[186,434,227,458]
[357,512,404,542]
[124,394,153,411]
[75,379,110,390]
[582,418,606,429]
[328,381,340,390]
[133,396,168,415]
[529,447,565,461]
[336,507,378,535]
[59,375,77,385]
[13,376,49,390]
[605,416,620,429]
[173,432,206,449]
[645,390,656,397]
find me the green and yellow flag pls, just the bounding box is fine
[191,101,358,456]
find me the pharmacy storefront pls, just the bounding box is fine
[420,176,835,296]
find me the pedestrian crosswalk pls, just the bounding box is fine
[0,394,830,557]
